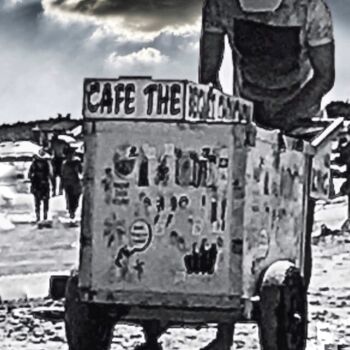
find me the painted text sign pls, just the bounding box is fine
[83,78,253,123]
[84,79,185,121]
[186,82,253,124]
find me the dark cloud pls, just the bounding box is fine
[1,0,350,123]
[0,0,200,123]
[48,0,203,32]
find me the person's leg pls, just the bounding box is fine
[66,188,76,218]
[135,321,167,350]
[52,159,59,196]
[70,192,81,219]
[200,323,235,350]
[57,158,64,195]
[304,197,315,290]
[64,189,69,211]
[64,187,72,216]
[69,193,76,219]
[34,194,41,222]
[43,196,49,221]
[52,175,57,197]
[58,177,63,195]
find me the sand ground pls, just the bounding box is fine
[0,190,349,349]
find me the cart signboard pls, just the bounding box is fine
[83,78,253,124]
[83,78,185,121]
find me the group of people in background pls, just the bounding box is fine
[28,138,83,223]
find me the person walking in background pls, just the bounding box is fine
[28,149,53,222]
[61,147,83,219]
[50,133,68,197]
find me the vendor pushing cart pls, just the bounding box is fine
[50,1,341,349]
[54,76,343,350]
[199,0,335,348]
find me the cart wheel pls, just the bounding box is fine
[258,261,307,350]
[64,272,126,350]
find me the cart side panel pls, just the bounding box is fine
[79,125,97,289]
[242,129,305,298]
[310,141,333,200]
[80,120,244,307]
[229,125,250,296]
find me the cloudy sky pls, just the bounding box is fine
[0,0,348,122]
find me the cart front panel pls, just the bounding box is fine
[80,120,246,307]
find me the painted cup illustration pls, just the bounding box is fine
[113,146,138,179]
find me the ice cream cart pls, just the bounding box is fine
[61,77,343,350]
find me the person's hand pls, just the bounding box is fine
[212,79,222,92]
[272,100,321,131]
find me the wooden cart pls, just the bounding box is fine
[57,77,343,350]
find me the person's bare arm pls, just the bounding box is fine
[274,42,335,125]
[198,31,225,90]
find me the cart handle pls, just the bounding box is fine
[310,117,344,151]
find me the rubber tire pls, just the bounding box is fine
[258,264,308,350]
[64,274,117,350]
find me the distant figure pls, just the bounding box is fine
[50,134,69,196]
[61,148,83,219]
[28,150,53,222]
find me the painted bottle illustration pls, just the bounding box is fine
[220,198,227,231]
[195,193,207,232]
[143,144,157,186]
[197,147,210,187]
[164,144,176,186]
[201,194,207,221]
[192,217,204,236]
[207,154,218,189]
[210,197,218,232]
[101,168,114,205]
[175,149,193,187]
[184,239,218,275]
[154,155,170,186]
[207,243,218,274]
[217,147,229,195]
[199,238,209,272]
[138,146,149,187]
[190,151,200,188]
[166,195,177,228]
[234,100,240,122]
[184,243,200,274]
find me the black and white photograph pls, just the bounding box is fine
[0,0,349,349]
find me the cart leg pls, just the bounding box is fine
[258,261,307,350]
[200,323,234,350]
[304,197,315,290]
[64,272,128,350]
[134,321,168,350]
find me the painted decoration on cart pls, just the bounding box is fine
[88,121,235,296]
[311,142,332,200]
[242,129,305,299]
[83,77,253,124]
